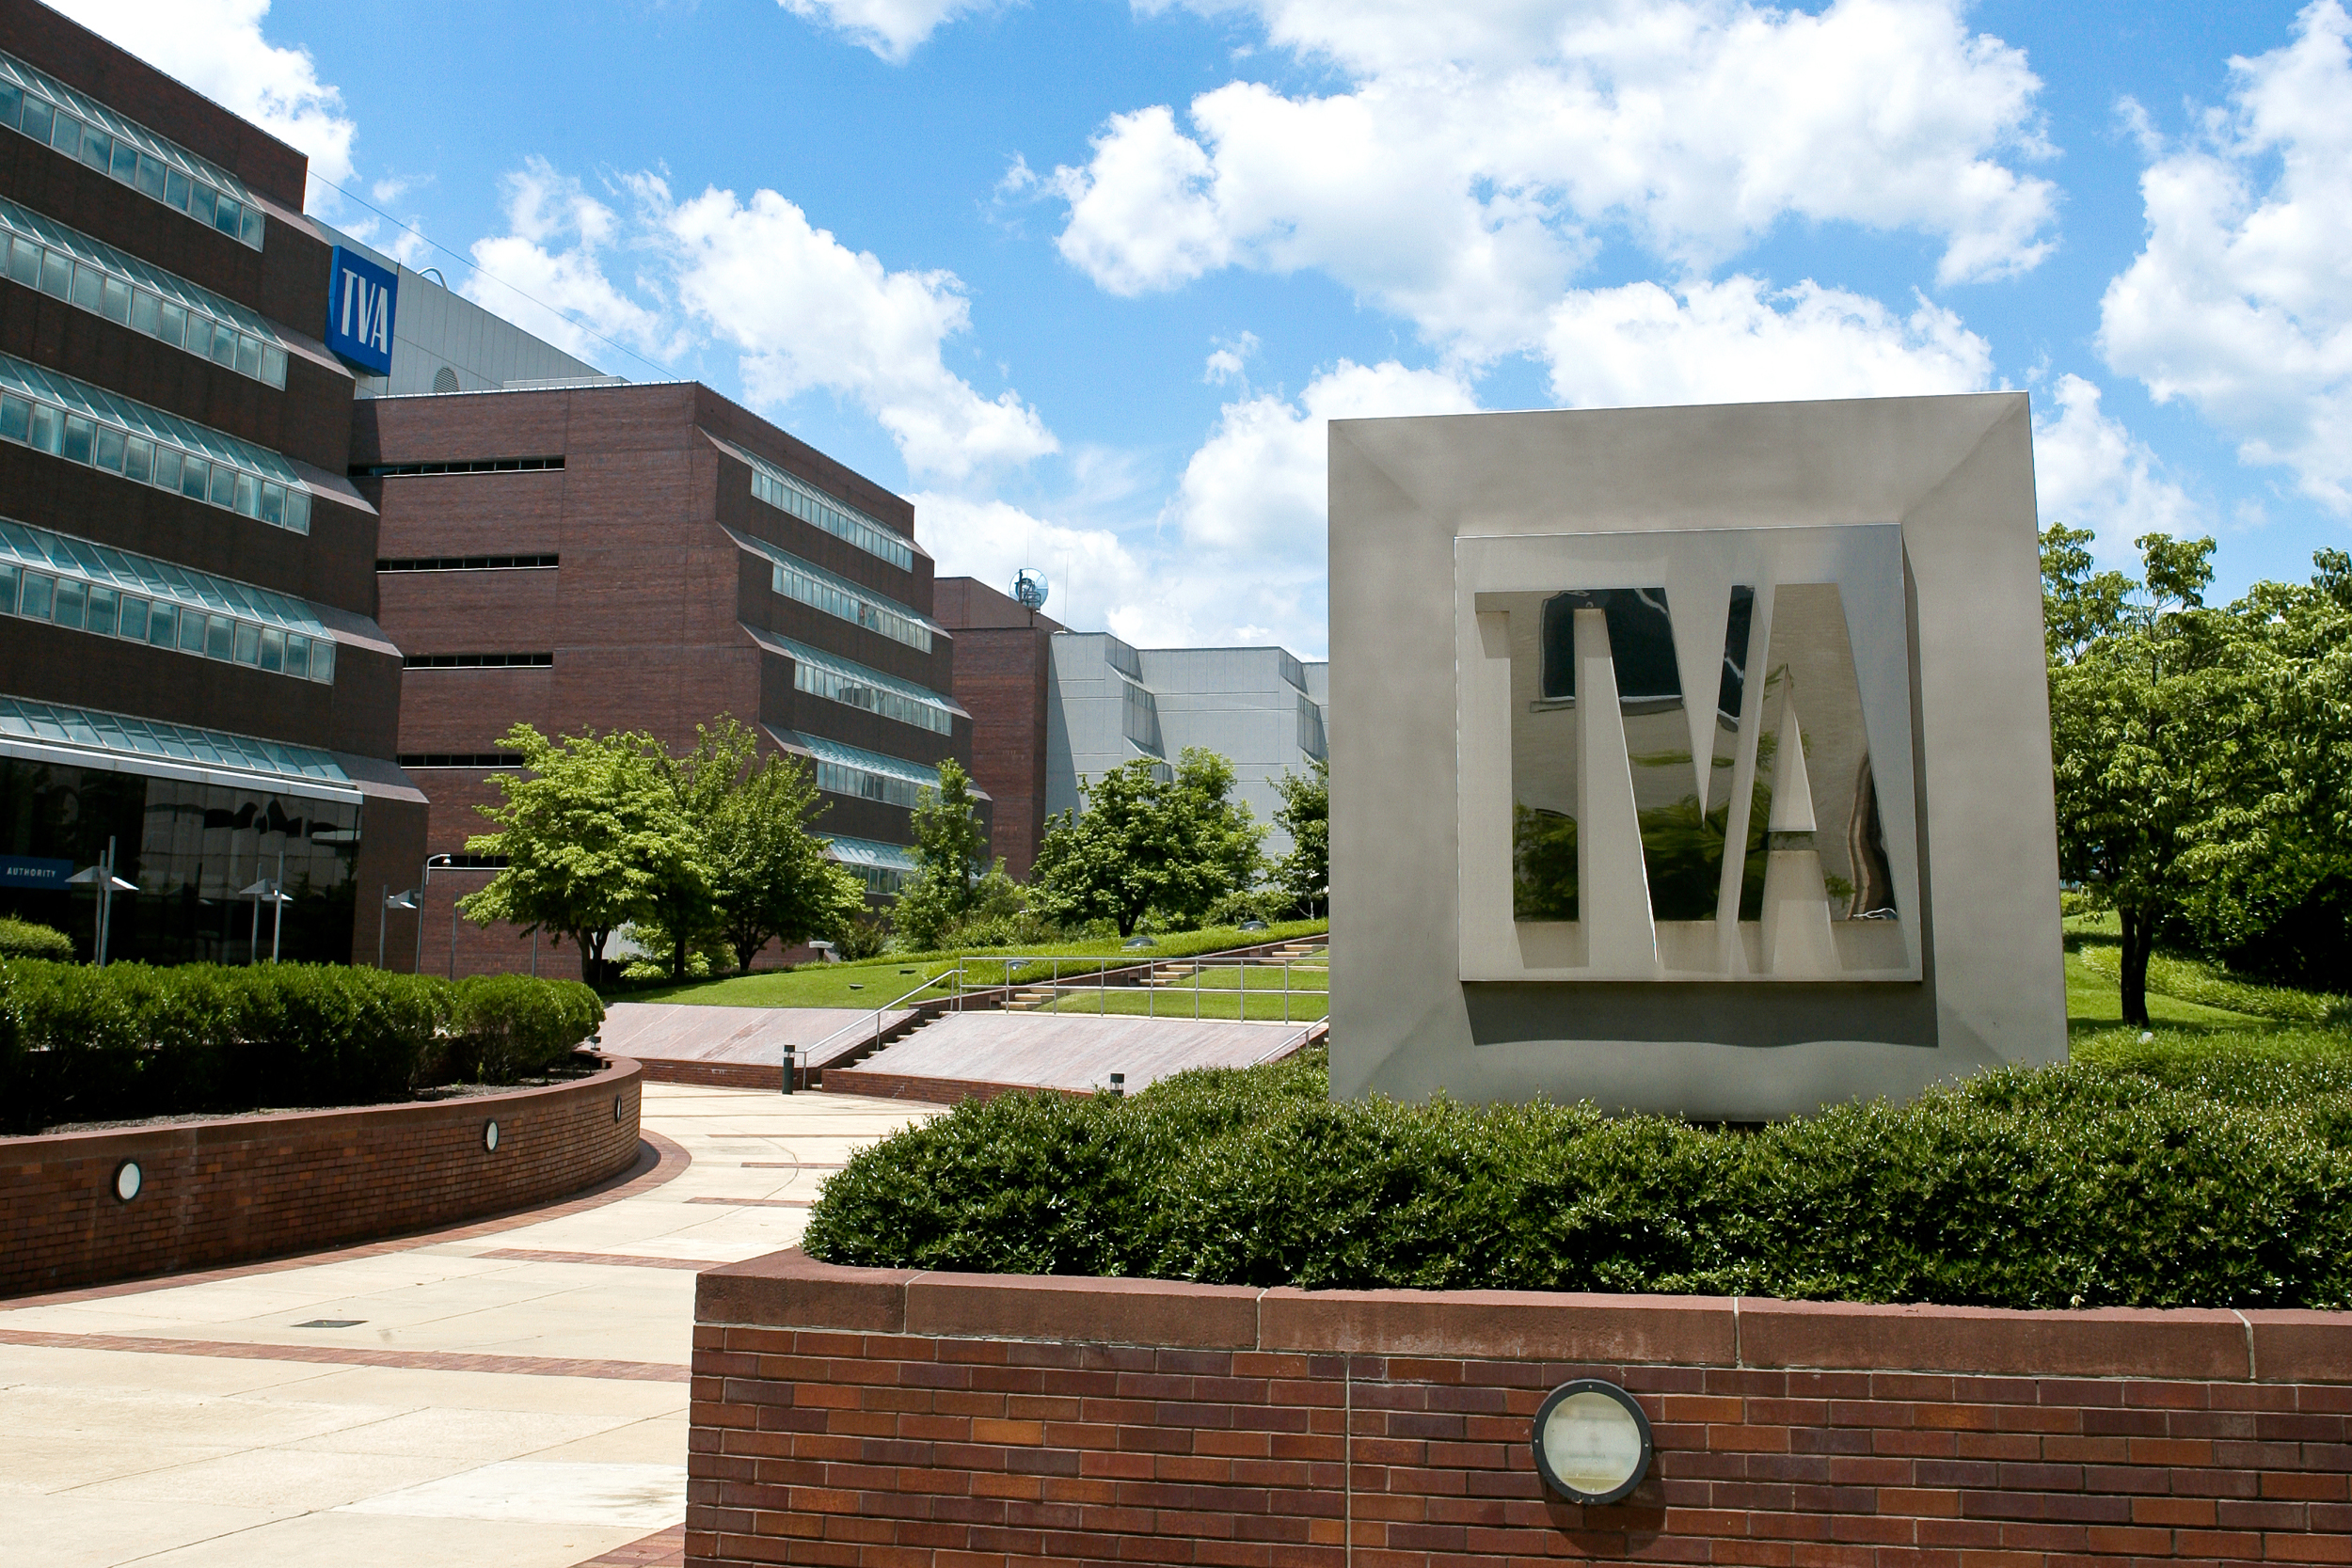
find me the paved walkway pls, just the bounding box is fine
[0,1084,940,1567]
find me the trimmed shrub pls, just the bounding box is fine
[0,960,607,1132]
[0,917,74,961]
[803,1047,2352,1310]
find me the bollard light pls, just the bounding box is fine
[1106,1072,1125,1100]
[1532,1380,1652,1505]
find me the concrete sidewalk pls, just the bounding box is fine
[0,1084,939,1567]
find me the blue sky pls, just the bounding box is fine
[60,0,2352,658]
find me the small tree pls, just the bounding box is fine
[1030,748,1265,937]
[460,724,693,984]
[891,758,992,950]
[1270,756,1328,919]
[705,744,867,974]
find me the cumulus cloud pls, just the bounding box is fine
[1541,275,1995,407]
[460,161,674,366]
[2099,0,2352,515]
[2030,373,2202,560]
[46,0,358,198]
[912,492,1162,641]
[1050,0,2056,358]
[773,0,999,61]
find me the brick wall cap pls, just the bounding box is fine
[0,1056,642,1161]
[2244,1310,2352,1385]
[1738,1295,2253,1380]
[908,1267,1261,1349]
[1260,1285,1737,1364]
[696,1247,914,1334]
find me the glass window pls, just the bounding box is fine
[213,197,241,237]
[180,456,209,499]
[232,621,260,665]
[205,614,231,660]
[116,593,146,638]
[176,605,202,651]
[108,139,137,183]
[48,109,78,155]
[28,402,60,453]
[209,464,235,507]
[240,205,264,247]
[233,473,258,516]
[133,152,165,200]
[1,81,23,128]
[188,185,215,227]
[39,247,69,298]
[22,570,54,619]
[183,317,212,360]
[86,582,118,635]
[70,261,102,312]
[261,346,287,388]
[208,325,236,368]
[6,236,35,286]
[258,626,283,672]
[147,600,176,646]
[93,425,125,472]
[282,631,309,679]
[0,392,25,442]
[121,435,151,483]
[100,275,131,324]
[283,489,310,533]
[259,483,283,526]
[20,96,52,142]
[78,128,110,172]
[0,560,15,615]
[129,288,160,334]
[156,299,186,347]
[234,334,262,379]
[51,575,85,629]
[163,168,189,212]
[151,446,181,491]
[61,413,93,464]
[310,638,334,683]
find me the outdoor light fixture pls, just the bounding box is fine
[112,1160,142,1202]
[483,1119,500,1152]
[1532,1380,1653,1504]
[613,1094,624,1123]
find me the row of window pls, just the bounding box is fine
[773,632,956,736]
[752,537,935,654]
[0,353,312,534]
[0,55,265,251]
[0,558,335,683]
[353,456,564,479]
[801,735,942,812]
[397,753,526,768]
[0,696,347,787]
[0,515,324,636]
[377,554,558,572]
[1,199,287,388]
[403,653,552,669]
[718,434,916,573]
[822,834,919,896]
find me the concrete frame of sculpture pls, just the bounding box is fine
[1328,393,2066,1120]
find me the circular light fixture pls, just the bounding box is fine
[113,1160,143,1203]
[613,1094,624,1124]
[483,1119,500,1152]
[1532,1380,1653,1505]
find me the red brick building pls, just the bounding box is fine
[933,576,1059,879]
[0,0,423,966]
[356,382,982,977]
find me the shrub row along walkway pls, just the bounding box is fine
[0,1083,938,1568]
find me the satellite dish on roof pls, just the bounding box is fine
[1011,566,1049,612]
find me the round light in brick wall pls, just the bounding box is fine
[484,1119,500,1152]
[613,1094,623,1123]
[1532,1380,1652,1505]
[112,1160,143,1202]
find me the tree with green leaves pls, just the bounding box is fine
[890,758,994,950]
[460,724,695,985]
[1029,747,1265,937]
[1271,756,1328,918]
[701,736,868,975]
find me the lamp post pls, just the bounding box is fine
[419,853,457,977]
[380,885,420,968]
[66,836,137,966]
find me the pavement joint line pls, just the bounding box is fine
[474,1248,722,1271]
[684,1196,813,1208]
[0,1325,690,1382]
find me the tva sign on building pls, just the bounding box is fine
[326,246,397,375]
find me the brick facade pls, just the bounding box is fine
[934,577,1059,879]
[688,1249,2352,1567]
[0,1055,644,1296]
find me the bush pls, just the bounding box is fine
[0,917,74,961]
[0,959,607,1133]
[802,1047,2352,1309]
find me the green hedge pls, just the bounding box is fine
[0,960,605,1133]
[801,1048,2352,1310]
[0,917,74,961]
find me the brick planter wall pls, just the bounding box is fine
[2,1056,644,1297]
[689,1248,2352,1567]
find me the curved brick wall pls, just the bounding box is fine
[690,1249,2352,1568]
[2,1056,644,1297]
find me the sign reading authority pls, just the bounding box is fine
[326,245,398,375]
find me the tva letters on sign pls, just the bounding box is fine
[326,245,397,375]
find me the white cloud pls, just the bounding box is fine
[913,492,1161,641]
[2099,0,2352,515]
[1051,0,2056,358]
[1541,276,1994,407]
[460,161,673,367]
[2030,373,2201,560]
[46,0,357,199]
[773,0,998,62]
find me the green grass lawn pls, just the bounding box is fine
[618,919,1327,1010]
[2062,911,2352,1069]
[1035,960,1329,1023]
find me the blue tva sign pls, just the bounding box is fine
[326,245,398,375]
[0,855,72,889]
